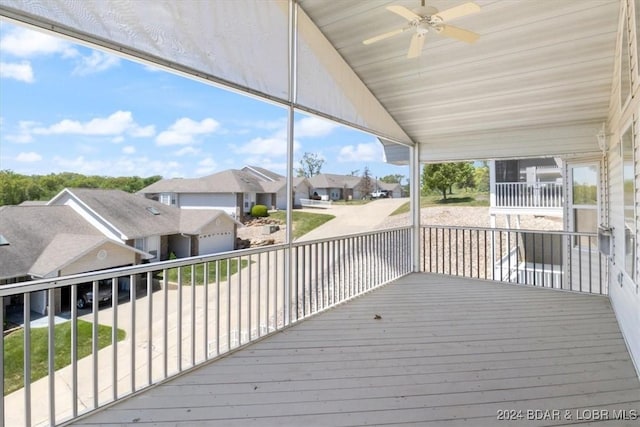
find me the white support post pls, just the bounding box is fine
[489,160,496,209]
[284,0,298,325]
[410,144,421,272]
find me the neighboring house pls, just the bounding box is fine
[377,181,402,198]
[489,158,564,225]
[142,167,312,215]
[0,205,150,314]
[309,173,394,200]
[48,188,240,260]
[242,166,311,209]
[140,169,274,220]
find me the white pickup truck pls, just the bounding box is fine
[370,190,389,199]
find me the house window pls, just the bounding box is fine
[622,125,636,278]
[159,193,176,206]
[571,165,598,248]
[134,238,146,251]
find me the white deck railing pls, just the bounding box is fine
[420,225,607,294]
[299,198,332,208]
[0,227,411,427]
[494,182,563,208]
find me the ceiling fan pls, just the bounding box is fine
[363,1,481,59]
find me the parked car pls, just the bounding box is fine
[77,281,112,309]
[76,272,162,309]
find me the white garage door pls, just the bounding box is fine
[198,233,234,255]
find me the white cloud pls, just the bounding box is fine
[130,125,155,138]
[0,61,34,82]
[50,154,184,177]
[174,146,200,156]
[338,142,384,162]
[0,25,77,58]
[16,151,42,162]
[32,111,155,138]
[195,157,217,175]
[234,136,300,157]
[5,120,38,143]
[72,51,120,76]
[122,145,136,154]
[294,116,339,138]
[156,117,220,146]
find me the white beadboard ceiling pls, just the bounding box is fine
[298,0,620,162]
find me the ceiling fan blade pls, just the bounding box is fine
[363,26,410,45]
[387,5,422,22]
[407,33,426,59]
[437,24,480,43]
[433,2,480,22]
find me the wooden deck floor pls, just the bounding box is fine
[71,274,640,426]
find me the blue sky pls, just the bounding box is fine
[0,22,409,181]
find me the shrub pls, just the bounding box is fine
[251,204,269,217]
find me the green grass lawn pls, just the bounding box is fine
[391,192,489,215]
[4,320,125,396]
[270,211,335,239]
[167,259,250,285]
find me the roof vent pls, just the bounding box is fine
[146,207,160,215]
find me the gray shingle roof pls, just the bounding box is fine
[61,188,182,239]
[139,169,272,194]
[179,209,242,235]
[0,206,103,280]
[30,234,110,277]
[308,173,363,189]
[242,165,285,182]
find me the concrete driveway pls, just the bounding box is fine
[297,197,408,241]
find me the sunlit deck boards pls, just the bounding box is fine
[71,273,640,426]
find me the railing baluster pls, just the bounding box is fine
[48,288,55,426]
[247,255,251,340]
[163,269,168,379]
[191,264,196,364]
[226,258,231,348]
[147,271,153,383]
[23,293,31,427]
[130,274,136,391]
[88,282,95,410]
[237,257,242,346]
[265,251,270,333]
[111,277,118,401]
[587,236,593,293]
[216,260,220,354]
[177,268,183,371]
[204,262,209,359]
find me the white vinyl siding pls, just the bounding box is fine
[179,193,237,216]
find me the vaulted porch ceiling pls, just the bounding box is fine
[299,0,619,162]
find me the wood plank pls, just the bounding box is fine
[70,273,640,427]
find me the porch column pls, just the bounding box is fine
[410,143,421,272]
[489,160,496,209]
[284,0,298,325]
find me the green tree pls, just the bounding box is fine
[421,162,474,200]
[360,166,374,197]
[296,152,325,178]
[0,171,163,206]
[473,164,489,192]
[380,174,404,184]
